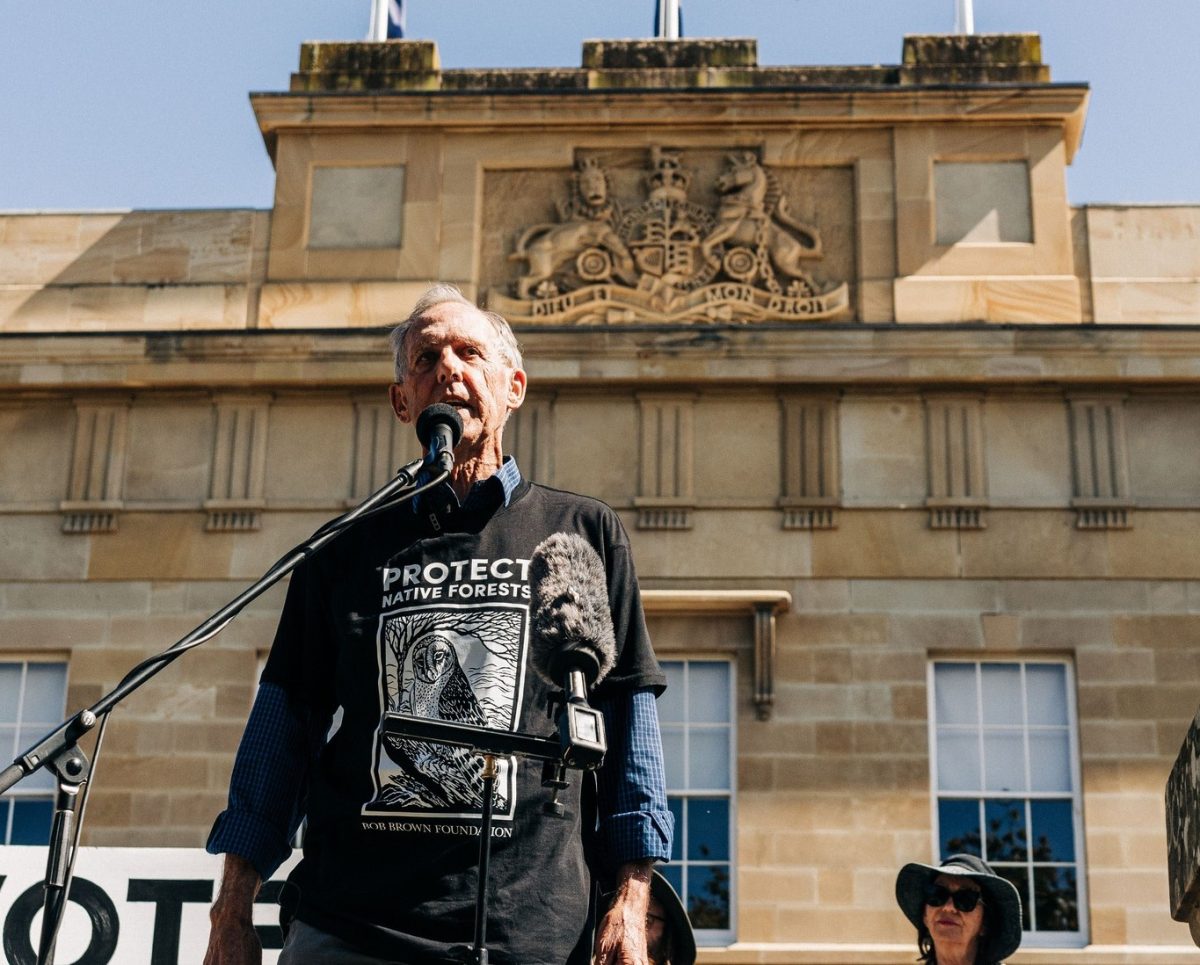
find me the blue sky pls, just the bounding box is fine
[1,0,1196,210]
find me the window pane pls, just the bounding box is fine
[23,664,67,724]
[983,731,1026,793]
[938,799,981,858]
[1034,866,1079,932]
[17,729,57,791]
[661,861,683,898]
[0,665,21,723]
[0,724,17,758]
[659,663,685,724]
[932,660,1082,939]
[937,730,981,791]
[668,797,683,862]
[662,727,685,789]
[687,664,730,724]
[1029,730,1072,793]
[993,865,1032,931]
[687,798,729,862]
[687,864,731,930]
[984,799,1028,862]
[1030,799,1075,862]
[1026,665,1068,726]
[688,729,731,790]
[981,664,1023,725]
[935,664,978,725]
[11,799,53,845]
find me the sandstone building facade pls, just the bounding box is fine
[2,34,1200,962]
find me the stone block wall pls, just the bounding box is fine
[3,379,1200,955]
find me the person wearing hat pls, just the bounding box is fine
[601,870,696,965]
[644,871,697,965]
[895,854,1023,965]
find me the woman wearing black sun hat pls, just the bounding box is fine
[895,854,1023,965]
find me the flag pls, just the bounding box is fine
[386,0,405,39]
[368,0,405,40]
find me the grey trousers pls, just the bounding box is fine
[278,919,410,965]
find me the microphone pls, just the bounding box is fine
[529,533,617,768]
[416,403,464,476]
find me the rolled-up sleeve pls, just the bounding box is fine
[206,682,328,881]
[595,686,674,870]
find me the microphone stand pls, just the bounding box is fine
[0,455,444,965]
[381,706,606,965]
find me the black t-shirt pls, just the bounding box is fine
[264,479,663,964]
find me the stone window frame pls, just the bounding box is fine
[0,657,69,845]
[926,658,1089,948]
[658,657,738,948]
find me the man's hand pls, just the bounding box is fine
[203,854,263,965]
[593,860,654,965]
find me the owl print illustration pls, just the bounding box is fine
[367,602,529,820]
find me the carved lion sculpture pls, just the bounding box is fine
[510,160,637,299]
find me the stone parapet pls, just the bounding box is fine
[582,38,759,70]
[900,32,1049,84]
[291,39,441,92]
[287,36,1051,94]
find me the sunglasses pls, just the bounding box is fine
[924,884,984,913]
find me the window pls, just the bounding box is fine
[929,660,1087,946]
[659,659,735,945]
[0,661,68,845]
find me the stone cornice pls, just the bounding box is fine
[3,324,1200,392]
[249,84,1090,161]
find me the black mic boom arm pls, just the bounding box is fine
[381,710,605,770]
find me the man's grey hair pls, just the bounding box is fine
[389,283,523,381]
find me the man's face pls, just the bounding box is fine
[389,302,526,456]
[646,894,668,964]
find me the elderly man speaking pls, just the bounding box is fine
[203,284,673,965]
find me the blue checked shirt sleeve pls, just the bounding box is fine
[595,686,674,870]
[206,682,328,881]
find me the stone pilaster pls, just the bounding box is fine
[925,394,987,529]
[778,394,840,530]
[204,395,269,531]
[61,398,131,534]
[635,394,695,530]
[1068,394,1133,529]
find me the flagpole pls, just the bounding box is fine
[655,0,681,39]
[368,0,388,41]
[955,0,974,34]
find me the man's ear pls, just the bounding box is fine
[389,383,412,423]
[507,367,528,412]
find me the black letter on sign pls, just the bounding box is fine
[3,877,119,965]
[127,879,214,965]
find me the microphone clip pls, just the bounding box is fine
[549,668,607,770]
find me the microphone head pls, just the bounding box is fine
[416,403,465,449]
[529,533,617,689]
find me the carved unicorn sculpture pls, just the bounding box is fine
[700,152,824,285]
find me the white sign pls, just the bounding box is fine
[0,847,299,965]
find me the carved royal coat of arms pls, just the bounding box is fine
[487,148,850,324]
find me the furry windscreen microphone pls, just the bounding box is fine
[529,533,617,688]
